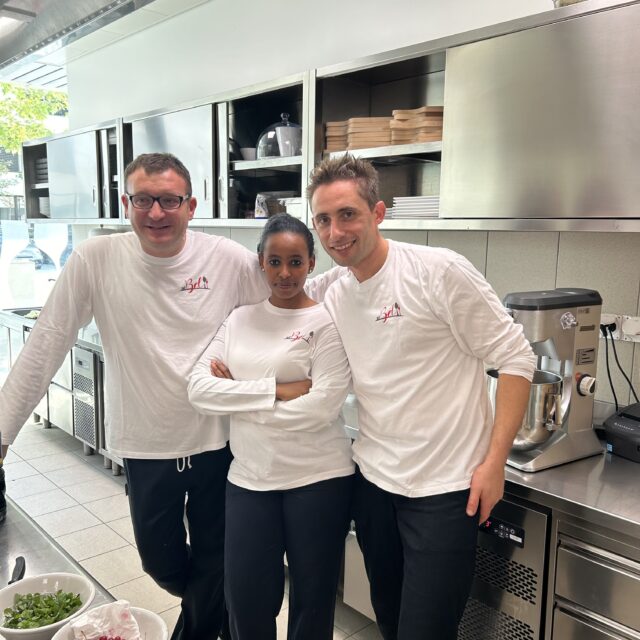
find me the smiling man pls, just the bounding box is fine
[0,153,277,640]
[308,155,536,640]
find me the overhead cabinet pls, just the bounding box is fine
[20,1,640,230]
[22,122,124,221]
[47,131,101,219]
[440,2,640,219]
[129,104,216,219]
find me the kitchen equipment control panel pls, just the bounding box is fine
[479,516,525,547]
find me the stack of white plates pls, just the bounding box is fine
[388,195,440,218]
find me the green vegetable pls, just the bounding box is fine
[2,590,82,629]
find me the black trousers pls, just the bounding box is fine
[352,468,478,640]
[124,446,232,640]
[224,475,354,640]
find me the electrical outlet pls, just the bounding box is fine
[600,313,623,338]
[601,314,640,342]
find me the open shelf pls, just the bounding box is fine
[329,141,442,161]
[231,155,303,174]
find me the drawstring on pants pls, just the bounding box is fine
[176,456,192,473]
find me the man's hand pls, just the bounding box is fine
[276,380,311,401]
[466,458,505,524]
[210,359,233,379]
[467,373,530,523]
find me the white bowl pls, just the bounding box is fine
[0,573,95,640]
[51,605,168,640]
[240,147,257,161]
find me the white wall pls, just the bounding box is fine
[67,0,550,127]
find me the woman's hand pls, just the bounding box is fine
[210,359,234,379]
[276,379,312,401]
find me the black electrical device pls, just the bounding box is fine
[603,402,640,463]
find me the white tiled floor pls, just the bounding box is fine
[4,419,381,639]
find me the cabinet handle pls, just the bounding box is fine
[218,175,225,202]
[204,178,209,201]
[92,186,96,205]
[556,597,640,639]
[560,536,640,575]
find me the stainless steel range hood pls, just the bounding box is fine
[0,0,161,70]
[0,0,173,90]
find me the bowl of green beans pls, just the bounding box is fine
[0,573,95,640]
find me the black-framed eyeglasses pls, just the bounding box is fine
[126,193,191,211]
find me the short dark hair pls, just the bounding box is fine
[306,154,379,209]
[123,153,192,195]
[257,213,315,258]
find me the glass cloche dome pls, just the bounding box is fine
[256,113,302,159]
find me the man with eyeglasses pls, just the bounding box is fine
[0,153,336,640]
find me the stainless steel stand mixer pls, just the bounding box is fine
[499,288,604,472]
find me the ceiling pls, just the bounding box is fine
[0,0,208,92]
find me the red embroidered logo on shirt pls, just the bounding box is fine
[376,302,402,323]
[285,330,314,344]
[181,276,209,293]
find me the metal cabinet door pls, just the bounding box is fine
[343,529,375,620]
[48,384,73,435]
[51,350,72,390]
[23,326,48,421]
[441,3,640,219]
[131,104,215,219]
[47,131,101,218]
[8,327,23,366]
[0,325,10,385]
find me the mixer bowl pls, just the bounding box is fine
[487,369,563,451]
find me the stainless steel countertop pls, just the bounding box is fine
[0,309,103,353]
[505,451,640,537]
[0,501,112,604]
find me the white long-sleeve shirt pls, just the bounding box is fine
[0,231,339,458]
[188,300,354,490]
[324,240,536,498]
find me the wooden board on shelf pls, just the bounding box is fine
[390,118,443,129]
[392,106,444,118]
[347,116,392,124]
